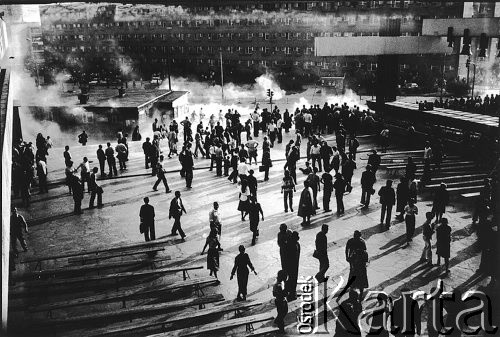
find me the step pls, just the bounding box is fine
[461,192,481,199]
[381,156,461,164]
[446,185,484,194]
[429,173,488,184]
[417,169,486,177]
[424,179,485,189]
[386,161,476,170]
[414,165,478,174]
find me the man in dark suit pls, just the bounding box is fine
[247,170,258,199]
[183,145,194,188]
[140,197,156,242]
[315,224,329,283]
[378,179,396,228]
[96,145,106,177]
[169,191,187,240]
[360,165,376,208]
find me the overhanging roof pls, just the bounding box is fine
[315,36,451,57]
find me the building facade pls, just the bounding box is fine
[36,1,495,91]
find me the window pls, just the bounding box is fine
[369,63,377,71]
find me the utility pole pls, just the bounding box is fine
[220,52,224,101]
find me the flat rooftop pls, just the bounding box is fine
[14,87,188,109]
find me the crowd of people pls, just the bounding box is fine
[433,94,500,116]
[10,97,499,335]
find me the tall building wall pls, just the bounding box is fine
[38,2,464,88]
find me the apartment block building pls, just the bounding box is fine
[38,1,488,90]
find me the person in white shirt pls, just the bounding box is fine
[276,118,283,143]
[310,141,322,172]
[251,110,260,137]
[303,112,313,137]
[238,158,249,183]
[36,159,48,194]
[209,201,223,251]
[75,157,91,193]
[245,138,259,165]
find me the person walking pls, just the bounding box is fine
[228,150,239,184]
[285,231,300,301]
[201,229,220,280]
[194,131,205,158]
[298,181,315,226]
[153,155,171,193]
[395,177,409,221]
[284,145,299,184]
[247,196,264,245]
[360,165,376,208]
[342,153,356,193]
[432,183,449,224]
[97,145,106,177]
[11,207,28,254]
[281,170,295,212]
[403,198,418,247]
[277,223,292,270]
[142,137,152,169]
[261,149,272,181]
[88,167,103,209]
[346,230,369,299]
[243,169,256,198]
[333,173,346,215]
[420,212,434,266]
[238,181,251,221]
[320,169,333,212]
[169,191,187,240]
[436,217,451,274]
[378,180,396,228]
[183,145,194,188]
[314,224,329,283]
[230,245,257,301]
[273,270,289,333]
[139,197,156,242]
[105,143,118,177]
[209,201,223,250]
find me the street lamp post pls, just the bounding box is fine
[166,27,172,91]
